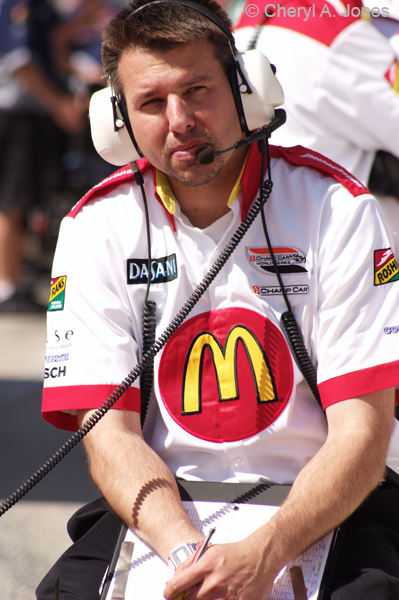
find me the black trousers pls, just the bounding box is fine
[36,485,399,600]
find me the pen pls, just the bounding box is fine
[173,528,216,600]
[191,527,216,564]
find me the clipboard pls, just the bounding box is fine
[100,481,344,600]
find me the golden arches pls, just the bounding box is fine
[182,326,277,414]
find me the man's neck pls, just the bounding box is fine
[169,147,247,229]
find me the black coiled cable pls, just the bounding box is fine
[131,163,158,430]
[281,311,321,407]
[141,299,156,428]
[0,163,274,517]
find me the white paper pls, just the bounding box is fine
[105,500,333,600]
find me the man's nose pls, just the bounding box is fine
[166,95,195,133]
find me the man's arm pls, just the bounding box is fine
[164,388,395,600]
[14,63,86,134]
[77,408,203,561]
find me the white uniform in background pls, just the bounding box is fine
[234,0,399,261]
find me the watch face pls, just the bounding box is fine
[169,543,198,568]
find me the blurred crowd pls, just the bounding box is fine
[0,0,398,313]
[0,0,122,312]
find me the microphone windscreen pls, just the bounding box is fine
[196,146,215,165]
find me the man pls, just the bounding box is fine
[38,0,399,598]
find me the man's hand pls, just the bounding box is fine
[164,539,275,600]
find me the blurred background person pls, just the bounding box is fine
[0,0,115,312]
[234,0,399,259]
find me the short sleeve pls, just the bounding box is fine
[42,206,142,431]
[314,186,399,407]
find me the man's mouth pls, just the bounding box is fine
[170,142,211,162]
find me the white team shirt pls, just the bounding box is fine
[42,144,399,483]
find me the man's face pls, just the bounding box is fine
[119,40,244,187]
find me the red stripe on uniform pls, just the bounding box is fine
[42,384,141,430]
[318,361,399,409]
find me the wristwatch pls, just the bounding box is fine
[168,542,200,569]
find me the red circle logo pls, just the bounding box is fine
[159,307,293,442]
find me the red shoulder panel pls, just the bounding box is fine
[68,158,152,218]
[270,145,369,197]
[235,0,363,47]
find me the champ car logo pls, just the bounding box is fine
[247,247,307,274]
[253,284,309,296]
[158,307,294,443]
[374,248,399,286]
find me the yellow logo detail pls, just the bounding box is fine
[182,326,276,414]
[374,257,398,286]
[385,60,399,96]
[49,276,66,302]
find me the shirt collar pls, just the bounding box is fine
[153,142,264,228]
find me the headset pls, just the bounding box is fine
[88,0,285,167]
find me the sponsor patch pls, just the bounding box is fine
[44,365,67,379]
[159,307,294,443]
[127,254,177,285]
[253,284,309,296]
[374,248,399,286]
[247,247,307,274]
[48,276,66,311]
[385,60,399,96]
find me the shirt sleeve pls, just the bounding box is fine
[314,185,399,408]
[42,206,142,431]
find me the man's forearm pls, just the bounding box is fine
[79,409,202,561]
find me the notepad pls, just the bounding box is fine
[104,499,334,600]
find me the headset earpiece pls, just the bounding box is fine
[89,85,143,166]
[234,50,284,132]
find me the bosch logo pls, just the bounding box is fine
[44,366,67,379]
[384,325,399,334]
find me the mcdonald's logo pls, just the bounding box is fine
[159,308,294,443]
[182,326,277,415]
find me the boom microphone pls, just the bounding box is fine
[196,109,286,165]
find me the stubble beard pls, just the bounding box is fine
[161,131,226,188]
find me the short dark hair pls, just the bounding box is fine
[102,0,236,95]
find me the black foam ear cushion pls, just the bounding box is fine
[116,94,144,159]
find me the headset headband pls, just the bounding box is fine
[130,0,234,40]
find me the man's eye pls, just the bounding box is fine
[141,98,162,108]
[188,86,205,94]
